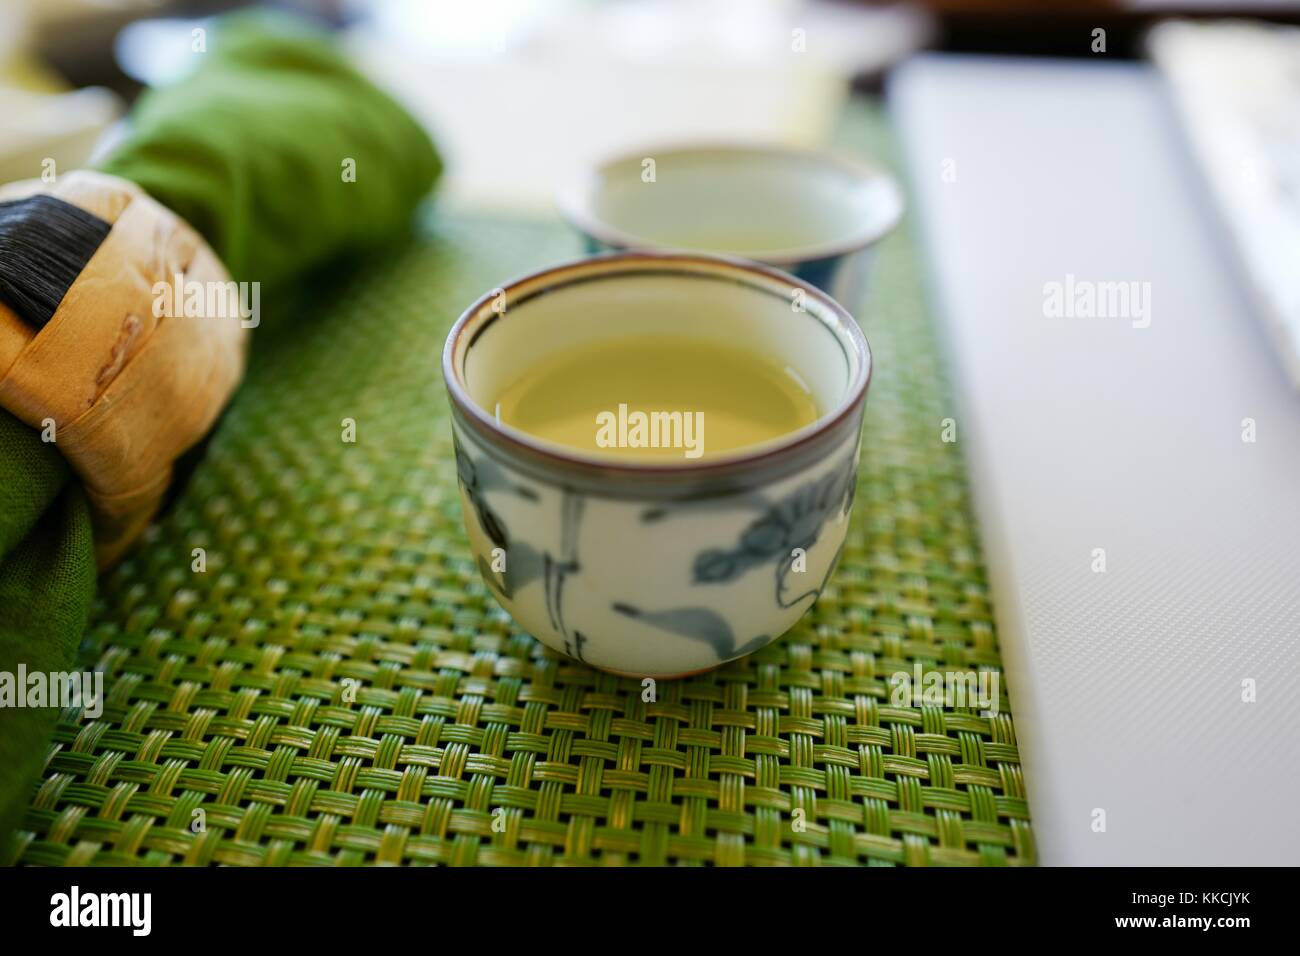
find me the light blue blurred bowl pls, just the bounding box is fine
[557,143,904,310]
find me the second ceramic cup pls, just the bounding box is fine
[557,144,903,310]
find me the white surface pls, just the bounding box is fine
[891,55,1300,865]
[343,0,929,213]
[1149,19,1300,390]
[347,50,843,216]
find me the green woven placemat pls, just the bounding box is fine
[10,103,1034,866]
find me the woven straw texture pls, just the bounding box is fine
[10,105,1035,866]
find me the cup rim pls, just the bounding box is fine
[555,141,904,266]
[442,251,872,483]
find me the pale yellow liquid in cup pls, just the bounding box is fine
[493,335,820,461]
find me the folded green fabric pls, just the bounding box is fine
[0,416,96,853]
[0,10,440,857]
[99,11,441,290]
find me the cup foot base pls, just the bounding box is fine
[581,661,721,681]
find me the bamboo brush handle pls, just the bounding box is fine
[0,171,249,567]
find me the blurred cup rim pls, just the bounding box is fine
[555,141,904,267]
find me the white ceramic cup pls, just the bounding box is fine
[557,144,903,309]
[443,253,872,677]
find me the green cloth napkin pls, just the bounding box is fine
[0,10,440,853]
[98,11,442,290]
[0,416,96,853]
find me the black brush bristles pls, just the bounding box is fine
[0,194,112,329]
